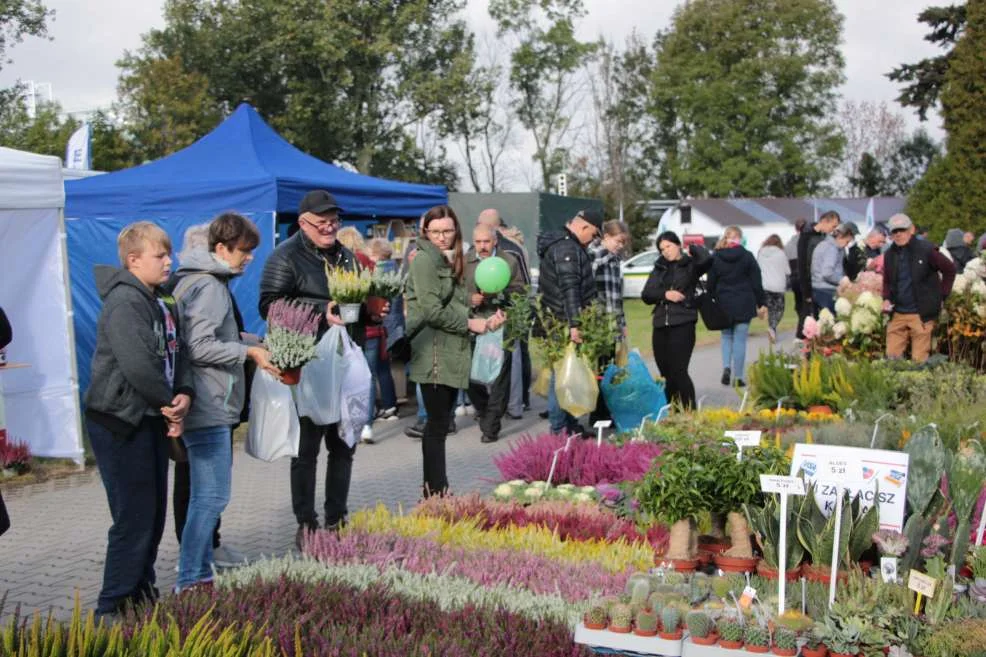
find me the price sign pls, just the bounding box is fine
[791,444,910,532]
[908,570,937,598]
[880,557,898,584]
[760,475,806,495]
[725,430,762,448]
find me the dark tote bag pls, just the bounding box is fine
[0,488,9,537]
[696,282,731,331]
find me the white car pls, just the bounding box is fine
[621,250,660,298]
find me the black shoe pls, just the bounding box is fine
[538,410,549,419]
[721,368,731,386]
[735,379,746,388]
[506,412,523,420]
[523,403,531,411]
[324,517,346,532]
[405,421,425,439]
[448,420,457,435]
[481,434,499,443]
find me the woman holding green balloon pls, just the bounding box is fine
[405,206,506,497]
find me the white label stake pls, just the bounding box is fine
[829,483,844,608]
[761,475,806,615]
[593,420,612,447]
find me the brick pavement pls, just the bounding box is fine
[0,335,772,623]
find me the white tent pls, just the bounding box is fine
[0,147,83,460]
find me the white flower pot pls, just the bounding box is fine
[340,303,361,324]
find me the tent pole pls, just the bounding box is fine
[58,212,86,468]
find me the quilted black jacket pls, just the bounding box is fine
[536,229,596,327]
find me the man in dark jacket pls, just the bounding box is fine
[796,211,840,336]
[465,224,525,443]
[259,190,372,549]
[85,222,194,619]
[882,214,956,363]
[536,209,601,434]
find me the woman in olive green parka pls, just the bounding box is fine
[406,206,505,496]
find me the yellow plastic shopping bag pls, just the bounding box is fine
[554,343,599,417]
[532,366,552,398]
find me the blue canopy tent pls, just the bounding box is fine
[66,103,447,391]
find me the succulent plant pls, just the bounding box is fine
[774,610,814,634]
[803,629,821,650]
[586,603,608,626]
[647,592,664,616]
[711,576,733,600]
[624,571,651,596]
[600,595,620,612]
[630,578,651,607]
[718,617,744,643]
[661,606,682,634]
[655,583,677,596]
[703,599,725,618]
[665,571,686,585]
[690,574,711,604]
[636,608,659,633]
[774,628,797,650]
[686,611,713,638]
[610,603,633,630]
[745,624,769,647]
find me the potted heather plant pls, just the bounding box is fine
[327,268,372,323]
[686,610,717,645]
[265,298,320,384]
[368,269,404,316]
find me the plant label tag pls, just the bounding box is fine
[593,420,612,429]
[739,585,757,609]
[760,475,806,495]
[908,570,937,598]
[725,430,762,448]
[880,557,898,583]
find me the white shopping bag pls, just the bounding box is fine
[294,326,345,425]
[338,331,373,448]
[246,370,301,461]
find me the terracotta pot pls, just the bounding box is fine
[720,639,744,650]
[668,558,699,572]
[608,624,632,634]
[714,554,759,573]
[745,645,770,654]
[658,629,683,641]
[757,562,802,581]
[634,628,659,637]
[279,367,302,385]
[696,552,712,566]
[801,646,828,657]
[802,564,848,584]
[692,634,719,646]
[771,647,797,657]
[583,619,606,631]
[829,652,858,657]
[807,405,834,415]
[858,561,872,575]
[366,296,388,316]
[697,539,731,555]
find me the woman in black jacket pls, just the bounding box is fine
[641,232,712,409]
[707,226,766,387]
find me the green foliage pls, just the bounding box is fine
[773,628,797,650]
[636,608,659,633]
[744,624,769,647]
[884,129,941,195]
[635,442,717,524]
[901,428,948,573]
[905,2,986,239]
[645,0,845,197]
[0,0,51,79]
[530,297,569,368]
[969,546,986,580]
[796,484,851,568]
[948,440,986,568]
[849,152,886,197]
[576,301,619,374]
[685,611,712,638]
[503,288,533,351]
[660,606,681,633]
[718,617,744,642]
[918,619,986,657]
[745,494,804,570]
[747,350,797,410]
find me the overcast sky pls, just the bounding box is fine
[0,0,946,182]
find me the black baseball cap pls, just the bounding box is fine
[299,190,342,215]
[576,208,604,229]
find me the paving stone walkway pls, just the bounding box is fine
[0,335,775,623]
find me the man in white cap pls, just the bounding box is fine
[882,213,956,362]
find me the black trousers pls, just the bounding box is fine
[420,383,457,497]
[0,488,9,537]
[652,322,698,410]
[467,349,512,439]
[173,459,221,549]
[520,340,532,407]
[290,419,355,529]
[88,415,168,615]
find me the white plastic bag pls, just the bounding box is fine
[470,328,504,384]
[246,370,300,461]
[338,332,373,447]
[293,326,345,425]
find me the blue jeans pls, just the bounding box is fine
[547,368,578,434]
[812,288,836,316]
[363,337,397,422]
[415,383,427,421]
[87,415,168,615]
[721,322,751,381]
[177,425,231,590]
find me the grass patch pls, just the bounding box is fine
[625,292,798,358]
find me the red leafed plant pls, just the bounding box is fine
[0,434,31,474]
[493,432,664,485]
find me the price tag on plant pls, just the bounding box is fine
[725,430,762,447]
[908,570,937,598]
[760,475,806,495]
[738,585,757,609]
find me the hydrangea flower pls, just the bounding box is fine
[850,309,876,335]
[953,274,971,295]
[802,316,820,340]
[493,483,515,499]
[972,279,986,297]
[856,291,883,314]
[835,297,852,317]
[817,308,836,331]
[832,321,848,339]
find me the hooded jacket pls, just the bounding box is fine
[641,245,713,328]
[757,245,790,294]
[536,228,596,327]
[84,266,194,435]
[796,223,828,299]
[707,246,766,325]
[944,228,974,273]
[173,248,249,432]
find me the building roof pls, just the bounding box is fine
[684,197,906,227]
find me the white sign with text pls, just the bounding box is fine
[790,444,910,532]
[760,475,807,495]
[725,430,763,447]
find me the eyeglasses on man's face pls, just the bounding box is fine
[303,216,341,233]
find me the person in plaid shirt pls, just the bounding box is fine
[589,220,630,336]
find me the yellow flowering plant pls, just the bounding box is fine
[327,268,372,303]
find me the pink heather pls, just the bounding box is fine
[267,298,320,336]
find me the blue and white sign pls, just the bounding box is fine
[65,124,91,170]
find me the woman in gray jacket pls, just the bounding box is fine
[810,223,855,314]
[173,213,278,592]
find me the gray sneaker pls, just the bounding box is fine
[213,544,248,568]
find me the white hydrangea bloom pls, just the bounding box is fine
[493,483,515,499]
[832,321,848,339]
[579,485,595,494]
[856,291,884,314]
[835,297,853,317]
[964,257,985,279]
[818,308,836,331]
[972,279,986,298]
[508,479,527,486]
[952,274,970,295]
[850,309,876,335]
[976,304,986,319]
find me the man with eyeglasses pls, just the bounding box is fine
[260,190,379,549]
[535,208,601,436]
[882,213,955,363]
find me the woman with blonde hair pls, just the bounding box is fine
[707,226,766,387]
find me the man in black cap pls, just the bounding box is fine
[535,208,601,435]
[259,190,376,549]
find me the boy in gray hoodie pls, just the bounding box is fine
[84,222,194,619]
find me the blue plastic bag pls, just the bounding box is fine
[470,328,505,384]
[601,351,667,432]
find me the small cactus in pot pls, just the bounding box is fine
[608,603,633,633]
[635,609,660,637]
[718,616,745,649]
[744,624,770,653]
[772,628,798,656]
[686,610,717,645]
[584,601,608,630]
[659,605,683,639]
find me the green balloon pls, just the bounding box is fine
[475,256,511,294]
